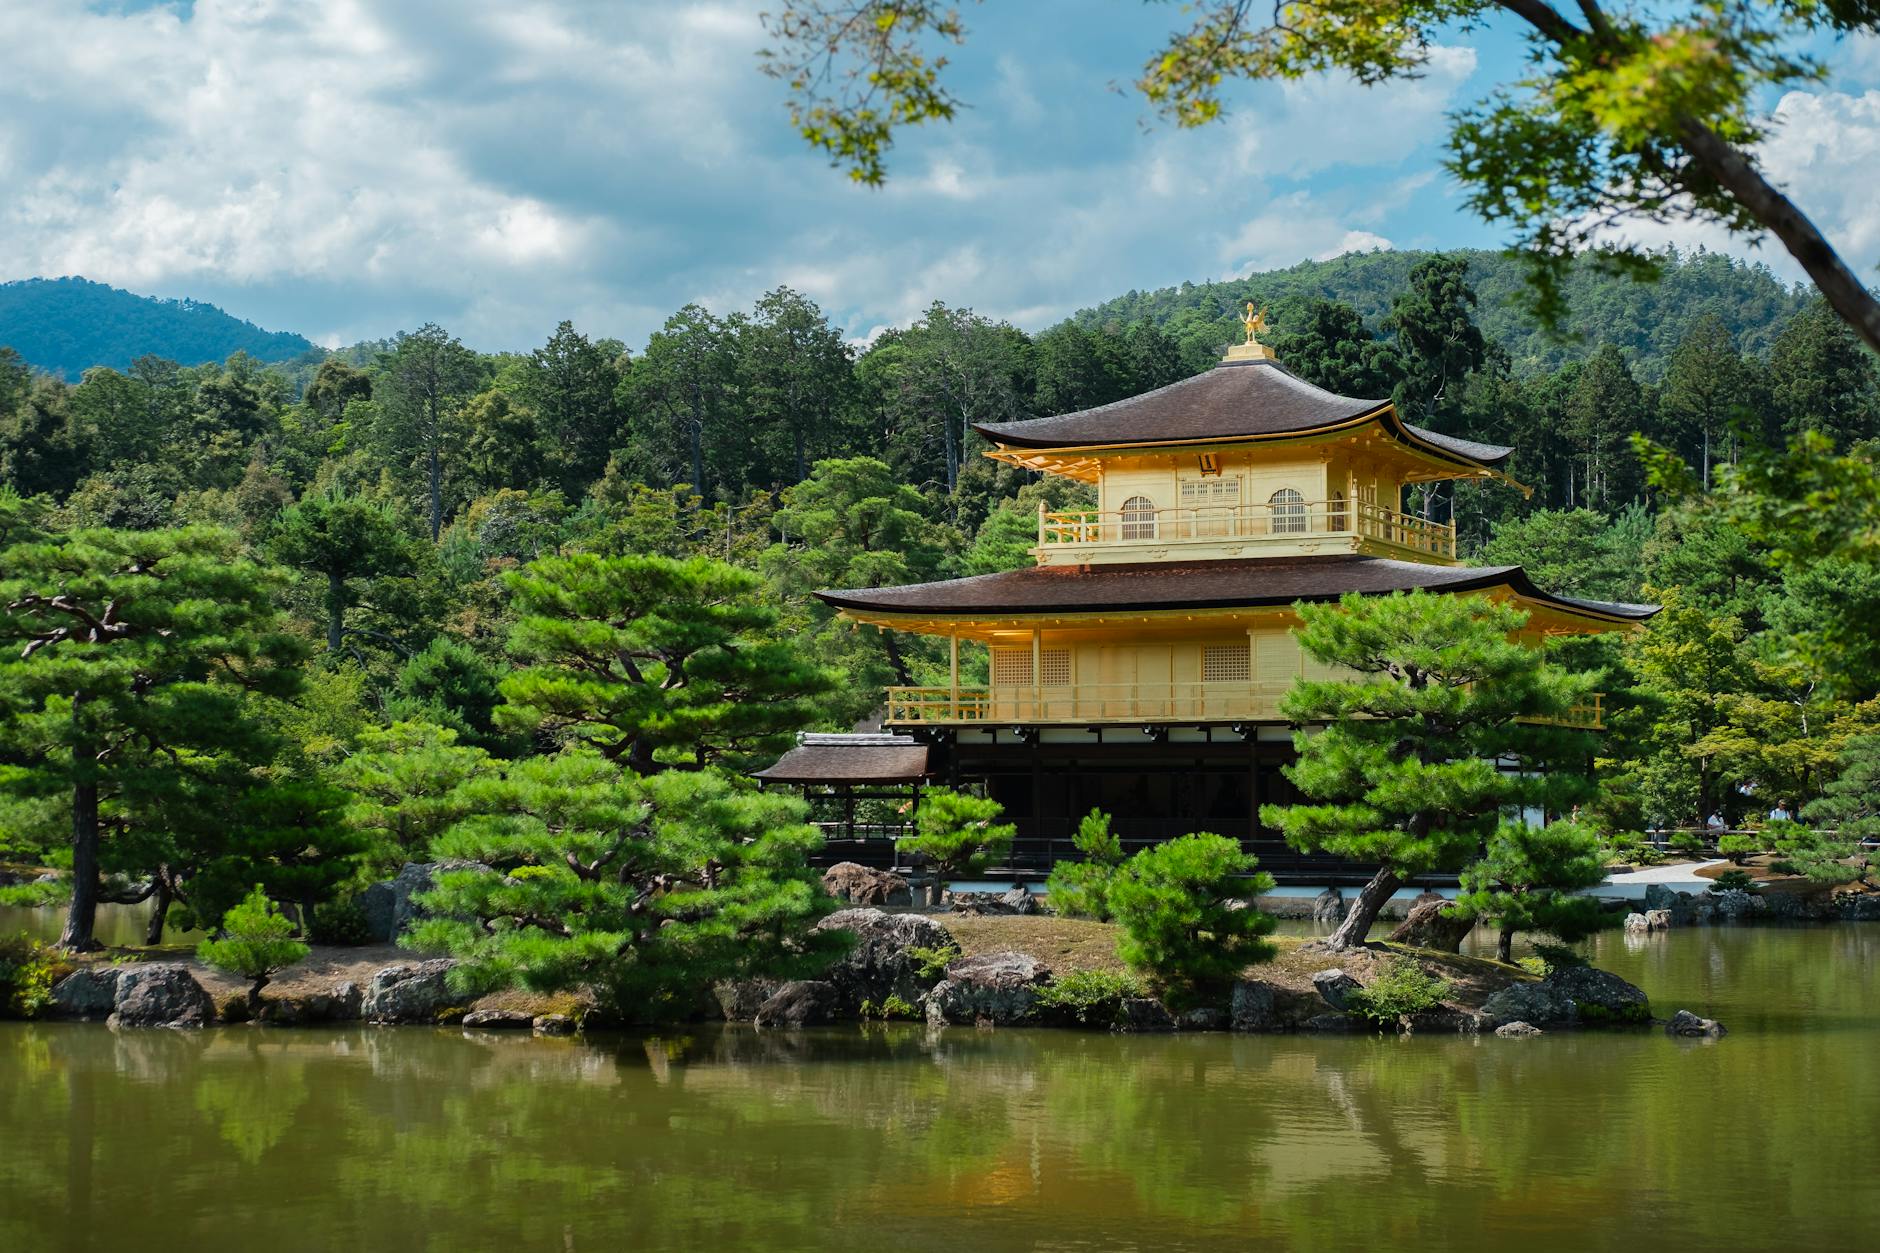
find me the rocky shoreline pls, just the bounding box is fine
[33,904,1725,1042]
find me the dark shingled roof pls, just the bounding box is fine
[818,556,1657,622]
[753,734,931,784]
[974,359,1513,468]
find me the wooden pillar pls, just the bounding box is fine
[1249,738,1264,841]
[1031,627,1042,722]
[949,632,960,716]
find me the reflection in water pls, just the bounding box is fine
[1,927,1878,1250]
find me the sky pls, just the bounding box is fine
[0,1,1876,352]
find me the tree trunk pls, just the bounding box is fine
[1323,866,1402,950]
[1497,927,1514,964]
[248,976,268,1016]
[325,569,345,653]
[143,872,172,946]
[427,428,443,542]
[60,778,102,952]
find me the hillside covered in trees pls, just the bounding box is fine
[0,277,316,378]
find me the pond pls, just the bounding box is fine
[2,924,1877,1251]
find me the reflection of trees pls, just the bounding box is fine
[2,931,1879,1252]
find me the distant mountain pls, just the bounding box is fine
[1071,247,1812,382]
[0,277,316,378]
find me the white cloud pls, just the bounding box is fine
[1220,193,1396,274]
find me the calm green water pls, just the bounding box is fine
[3,925,1877,1252]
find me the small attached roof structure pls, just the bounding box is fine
[752,733,932,785]
[974,358,1514,481]
[818,555,1658,629]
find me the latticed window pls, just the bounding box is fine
[1180,477,1239,536]
[990,648,1071,687]
[1120,495,1157,540]
[1202,642,1250,683]
[1269,487,1307,534]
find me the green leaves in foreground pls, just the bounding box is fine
[1107,833,1276,1001]
[408,751,848,1021]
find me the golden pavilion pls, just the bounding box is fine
[762,318,1655,877]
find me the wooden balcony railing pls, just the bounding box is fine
[885,684,1606,729]
[1039,499,1456,560]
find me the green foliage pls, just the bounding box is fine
[1344,957,1453,1026]
[1718,833,1761,865]
[896,789,1015,884]
[1035,969,1146,1026]
[0,277,315,378]
[1107,833,1276,1000]
[335,721,497,875]
[1455,820,1609,961]
[1710,869,1757,893]
[1767,823,1863,886]
[196,886,311,1006]
[905,942,961,982]
[859,992,919,1021]
[1262,590,1598,946]
[498,552,836,774]
[0,933,63,1019]
[266,490,417,654]
[309,898,373,948]
[1046,808,1125,921]
[410,753,847,1022]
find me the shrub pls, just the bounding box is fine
[906,942,961,982]
[1107,833,1276,1001]
[1718,833,1761,864]
[309,898,372,947]
[1667,830,1705,855]
[858,993,919,1021]
[1515,955,1548,977]
[1046,809,1125,920]
[0,878,70,908]
[0,933,63,1019]
[1710,869,1758,893]
[196,886,311,1012]
[1530,941,1590,970]
[1035,969,1144,1026]
[897,789,1015,904]
[1344,957,1452,1025]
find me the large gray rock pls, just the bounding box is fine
[754,980,841,1027]
[532,1014,577,1036]
[1545,965,1650,1024]
[391,860,490,938]
[1230,980,1278,1032]
[1842,894,1880,921]
[1666,1009,1727,1037]
[1311,968,1362,1011]
[1303,1012,1364,1033]
[461,1008,534,1030]
[1711,888,1760,921]
[713,979,781,1023]
[924,951,1051,1027]
[1113,998,1175,1033]
[357,881,398,943]
[946,888,1039,916]
[1623,912,1651,932]
[1309,888,1345,923]
[1481,980,1576,1026]
[1495,1020,1543,1038]
[1176,1006,1228,1031]
[258,981,363,1024]
[1387,898,1471,952]
[50,966,122,1019]
[821,862,913,908]
[810,908,955,1009]
[1403,1008,1489,1035]
[362,960,460,1023]
[1642,909,1674,932]
[108,965,213,1029]
[1645,884,1700,921]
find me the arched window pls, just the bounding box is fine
[1269,487,1307,534]
[1328,489,1348,531]
[1120,495,1157,540]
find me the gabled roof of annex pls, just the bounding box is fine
[972,358,1514,471]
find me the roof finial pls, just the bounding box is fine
[1241,301,1268,346]
[1223,301,1277,363]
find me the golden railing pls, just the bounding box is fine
[885,684,1605,729]
[1038,499,1456,560]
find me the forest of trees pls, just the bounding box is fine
[5,246,1880,958]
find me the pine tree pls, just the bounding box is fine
[1045,808,1125,921]
[497,552,836,773]
[1106,833,1277,1000]
[1454,820,1609,962]
[410,752,846,1021]
[333,721,498,877]
[266,490,418,654]
[0,527,305,950]
[896,788,1015,905]
[197,885,311,1014]
[1260,590,1598,950]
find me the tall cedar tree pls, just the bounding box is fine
[266,491,416,654]
[410,750,846,1021]
[0,527,305,949]
[1261,591,1598,950]
[497,553,835,773]
[381,323,479,540]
